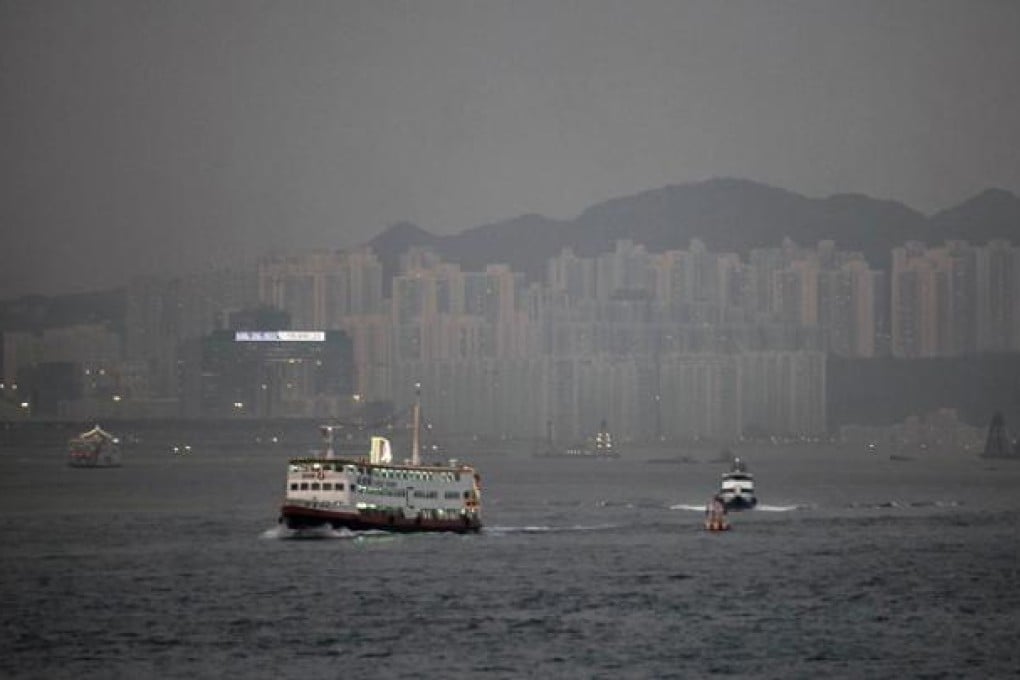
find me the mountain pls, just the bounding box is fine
[367,177,1005,281]
[563,178,928,269]
[436,214,569,276]
[929,188,1020,245]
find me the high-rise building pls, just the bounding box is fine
[976,240,1019,352]
[818,259,881,357]
[259,249,383,330]
[891,242,940,357]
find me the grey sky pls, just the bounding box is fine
[2,0,1018,297]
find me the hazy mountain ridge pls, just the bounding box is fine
[369,177,1016,281]
[928,188,1020,245]
[434,213,568,276]
[2,178,1018,329]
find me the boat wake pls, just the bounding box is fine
[260,525,389,540]
[845,499,963,510]
[484,523,620,535]
[596,499,669,510]
[669,503,708,512]
[669,502,805,512]
[755,504,805,512]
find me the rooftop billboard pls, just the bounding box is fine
[234,331,325,342]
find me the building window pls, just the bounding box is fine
[300,483,309,491]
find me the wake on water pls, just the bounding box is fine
[669,502,804,512]
[261,525,391,540]
[484,523,621,535]
[669,500,962,512]
[260,523,626,539]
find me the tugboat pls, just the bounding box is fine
[704,495,731,532]
[67,425,122,467]
[717,457,757,510]
[278,387,482,534]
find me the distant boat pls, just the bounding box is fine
[534,418,620,459]
[982,412,1020,459]
[717,456,757,510]
[704,496,731,532]
[68,425,123,468]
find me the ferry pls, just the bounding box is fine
[278,390,482,534]
[68,425,123,467]
[717,457,757,510]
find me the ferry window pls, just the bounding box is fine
[322,483,333,491]
[463,491,470,499]
[311,483,320,491]
[300,483,309,491]
[336,483,344,491]
[290,483,298,491]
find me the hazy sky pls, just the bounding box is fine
[2,0,1019,298]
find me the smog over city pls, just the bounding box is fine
[1,2,1019,678]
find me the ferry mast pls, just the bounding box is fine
[411,382,422,466]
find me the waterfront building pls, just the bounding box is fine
[193,329,353,419]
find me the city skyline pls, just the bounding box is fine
[3,1,1020,299]
[2,235,1017,442]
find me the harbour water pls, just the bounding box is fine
[1,425,1018,678]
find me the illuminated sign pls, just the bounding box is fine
[234,331,326,342]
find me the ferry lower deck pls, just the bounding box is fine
[280,501,481,533]
[279,455,482,534]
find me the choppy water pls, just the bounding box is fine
[1,427,1018,679]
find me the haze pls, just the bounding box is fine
[2,0,1019,298]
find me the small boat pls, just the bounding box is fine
[717,457,757,510]
[278,388,482,534]
[67,425,123,467]
[704,495,731,532]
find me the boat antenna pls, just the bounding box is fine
[320,425,336,459]
[411,382,422,466]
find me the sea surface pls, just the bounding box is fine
[1,423,1018,679]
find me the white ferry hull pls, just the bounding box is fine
[719,493,757,511]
